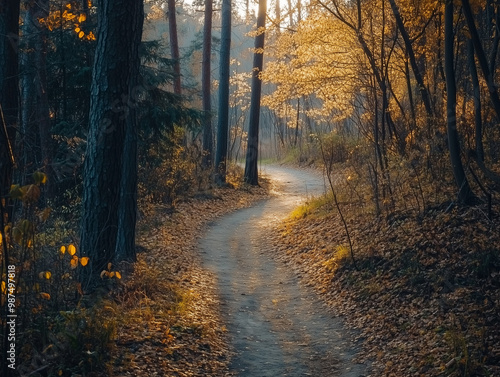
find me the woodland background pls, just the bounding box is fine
[1,0,500,375]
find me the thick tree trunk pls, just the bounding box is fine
[444,0,474,204]
[80,0,143,286]
[167,0,181,95]
[115,107,140,263]
[215,0,231,184]
[0,0,20,219]
[244,0,267,185]
[202,0,213,167]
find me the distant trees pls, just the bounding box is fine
[80,0,144,285]
[263,0,500,209]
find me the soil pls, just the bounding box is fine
[200,165,368,377]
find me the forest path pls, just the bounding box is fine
[200,165,367,377]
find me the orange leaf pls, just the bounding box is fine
[40,292,51,300]
[70,256,78,269]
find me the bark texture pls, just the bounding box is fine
[244,0,267,186]
[444,0,474,204]
[202,0,213,167]
[215,0,231,184]
[80,0,143,284]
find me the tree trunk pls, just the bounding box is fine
[115,107,140,263]
[444,0,474,204]
[167,0,181,95]
[388,0,433,118]
[35,0,53,197]
[244,0,267,185]
[0,0,20,220]
[215,0,231,184]
[202,0,213,167]
[468,39,484,162]
[461,0,500,121]
[21,0,53,195]
[80,0,144,286]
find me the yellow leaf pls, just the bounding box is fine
[78,13,86,23]
[1,281,5,294]
[87,31,96,41]
[68,244,76,256]
[40,292,51,300]
[70,256,78,269]
[44,271,52,280]
[75,27,81,33]
[0,232,2,245]
[109,271,115,278]
[32,171,47,185]
[78,31,84,39]
[80,257,89,267]
[9,184,24,200]
[60,245,66,254]
[115,271,122,279]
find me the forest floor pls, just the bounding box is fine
[107,164,500,377]
[199,165,366,377]
[272,176,500,376]
[109,176,270,376]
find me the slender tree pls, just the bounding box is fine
[244,0,267,185]
[461,0,500,121]
[80,0,144,286]
[202,0,213,167]
[444,0,474,204]
[215,0,231,184]
[167,0,181,95]
[388,0,433,118]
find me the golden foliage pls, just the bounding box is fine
[38,2,95,40]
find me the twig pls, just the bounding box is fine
[318,138,359,271]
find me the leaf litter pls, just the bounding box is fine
[109,183,269,376]
[272,200,500,377]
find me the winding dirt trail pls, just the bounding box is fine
[200,165,367,377]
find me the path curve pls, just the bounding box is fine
[200,165,366,377]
